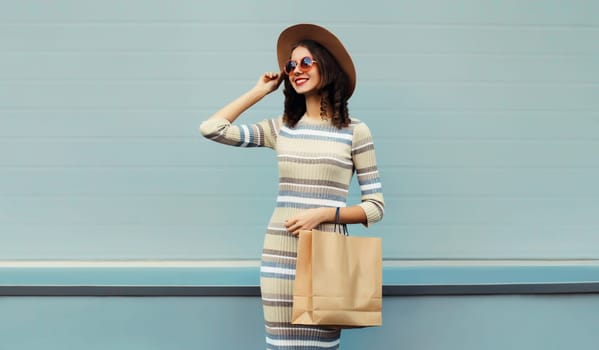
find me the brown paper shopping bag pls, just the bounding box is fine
[292,229,382,328]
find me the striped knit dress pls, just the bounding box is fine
[200,115,385,349]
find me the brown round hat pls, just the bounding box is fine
[277,23,356,97]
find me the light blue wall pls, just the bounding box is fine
[2,295,599,350]
[1,1,599,349]
[1,0,598,260]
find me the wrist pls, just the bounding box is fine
[323,207,337,223]
[250,85,272,98]
[246,87,267,102]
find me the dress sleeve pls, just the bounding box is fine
[199,117,281,149]
[352,121,385,226]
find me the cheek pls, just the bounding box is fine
[312,68,322,83]
[312,72,322,88]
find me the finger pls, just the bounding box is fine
[284,219,294,229]
[276,71,285,84]
[264,72,279,81]
[288,222,304,234]
[286,222,298,233]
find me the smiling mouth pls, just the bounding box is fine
[294,78,309,86]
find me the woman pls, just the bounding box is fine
[200,23,384,349]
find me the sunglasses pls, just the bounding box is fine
[284,56,318,75]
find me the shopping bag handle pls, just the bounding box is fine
[333,207,349,236]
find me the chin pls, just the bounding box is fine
[294,85,318,95]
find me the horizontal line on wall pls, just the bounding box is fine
[1,137,598,143]
[0,137,199,142]
[384,259,599,267]
[0,194,272,199]
[353,109,599,115]
[2,165,599,170]
[361,82,599,88]
[0,107,595,113]
[1,223,596,229]
[2,51,597,58]
[2,283,599,297]
[3,107,592,113]
[0,108,224,112]
[1,79,598,87]
[1,194,598,200]
[1,21,598,30]
[0,134,599,145]
[0,165,273,170]
[365,81,599,87]
[386,283,599,296]
[0,260,260,268]
[4,259,598,268]
[0,285,264,297]
[330,22,599,30]
[1,259,598,296]
[2,137,598,143]
[358,52,599,58]
[375,138,599,142]
[0,165,275,170]
[383,165,599,170]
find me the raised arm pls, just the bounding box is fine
[206,72,283,123]
[200,72,284,148]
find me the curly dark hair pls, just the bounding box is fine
[282,40,351,129]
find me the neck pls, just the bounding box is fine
[304,93,333,120]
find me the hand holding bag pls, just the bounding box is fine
[291,208,382,328]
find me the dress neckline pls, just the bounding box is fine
[298,114,332,126]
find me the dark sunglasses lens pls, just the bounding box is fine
[300,57,313,69]
[285,61,296,74]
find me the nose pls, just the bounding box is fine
[292,63,303,75]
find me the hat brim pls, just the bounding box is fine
[277,24,356,97]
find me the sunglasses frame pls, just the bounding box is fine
[284,56,318,75]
